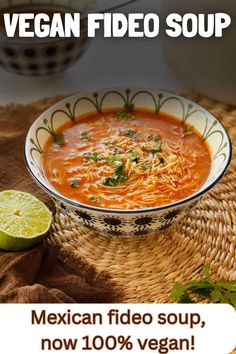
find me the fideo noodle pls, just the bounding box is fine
[42,110,211,210]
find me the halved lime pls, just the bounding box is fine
[0,190,52,251]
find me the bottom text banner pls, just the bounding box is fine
[0,304,235,354]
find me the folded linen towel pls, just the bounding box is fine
[0,244,117,303]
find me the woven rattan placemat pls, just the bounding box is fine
[45,94,236,303]
[0,92,235,352]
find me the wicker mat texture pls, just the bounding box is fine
[46,94,236,303]
[0,94,235,306]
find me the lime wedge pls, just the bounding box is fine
[0,190,52,251]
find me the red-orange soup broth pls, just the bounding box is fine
[42,110,211,210]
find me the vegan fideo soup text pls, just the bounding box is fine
[3,10,231,38]
[42,110,211,210]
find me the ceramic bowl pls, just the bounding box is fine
[25,88,232,236]
[0,0,95,76]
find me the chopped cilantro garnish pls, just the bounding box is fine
[130,151,139,162]
[124,102,134,113]
[103,159,128,187]
[105,155,119,163]
[116,102,135,120]
[90,197,103,205]
[105,155,126,178]
[113,160,123,175]
[158,155,165,164]
[70,179,78,188]
[103,177,118,187]
[81,132,90,140]
[113,148,120,155]
[142,162,151,169]
[119,129,140,139]
[147,140,162,154]
[117,111,127,119]
[54,133,65,145]
[103,174,128,187]
[117,111,136,120]
[83,152,100,161]
[183,126,194,136]
[116,174,128,183]
[147,134,161,142]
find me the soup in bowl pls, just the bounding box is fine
[25,88,232,236]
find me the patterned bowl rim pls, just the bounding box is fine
[24,87,232,215]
